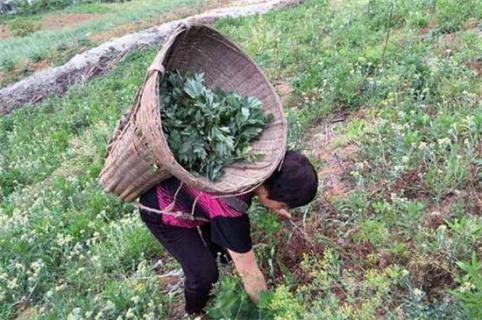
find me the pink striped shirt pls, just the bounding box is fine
[155,178,253,228]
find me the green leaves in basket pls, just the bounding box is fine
[159,70,271,181]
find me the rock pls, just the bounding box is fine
[0,0,19,15]
[1,0,44,15]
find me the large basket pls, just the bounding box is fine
[99,23,287,202]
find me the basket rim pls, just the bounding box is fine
[144,23,288,194]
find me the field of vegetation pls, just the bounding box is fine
[0,0,220,87]
[0,0,481,319]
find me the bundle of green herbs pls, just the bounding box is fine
[159,70,271,181]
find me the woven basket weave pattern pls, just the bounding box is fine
[99,23,287,202]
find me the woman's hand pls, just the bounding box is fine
[273,208,292,219]
[228,249,267,304]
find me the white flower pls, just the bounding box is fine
[413,288,424,297]
[437,137,450,146]
[31,259,45,271]
[55,284,66,292]
[7,278,18,289]
[143,312,155,320]
[125,308,135,319]
[56,234,74,247]
[130,296,141,304]
[0,272,8,281]
[67,308,82,320]
[46,290,54,298]
[104,300,115,311]
[95,311,104,320]
[437,225,447,232]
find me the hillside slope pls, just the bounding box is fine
[0,0,481,319]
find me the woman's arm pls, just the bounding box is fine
[227,249,267,304]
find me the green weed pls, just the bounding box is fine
[5,17,41,37]
[451,253,482,319]
[1,0,481,318]
[0,0,200,72]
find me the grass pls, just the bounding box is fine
[1,0,481,319]
[0,0,208,87]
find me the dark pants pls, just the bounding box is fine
[140,209,226,315]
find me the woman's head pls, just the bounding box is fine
[256,150,318,212]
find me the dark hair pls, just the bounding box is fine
[263,150,318,209]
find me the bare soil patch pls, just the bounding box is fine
[14,306,37,320]
[0,13,102,40]
[274,79,293,106]
[0,58,52,88]
[466,58,481,77]
[0,13,100,40]
[389,168,424,199]
[0,23,11,39]
[410,262,455,297]
[423,192,459,228]
[31,58,51,71]
[418,19,437,36]
[89,0,231,43]
[423,189,482,228]
[41,13,101,30]
[88,8,194,43]
[305,118,357,201]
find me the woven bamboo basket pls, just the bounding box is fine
[99,23,288,202]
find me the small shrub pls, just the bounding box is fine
[258,285,304,320]
[207,276,259,319]
[28,51,46,63]
[450,253,482,319]
[66,3,112,14]
[435,0,479,34]
[17,0,73,14]
[353,219,389,247]
[0,57,15,71]
[6,18,41,37]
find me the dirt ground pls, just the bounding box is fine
[0,13,100,40]
[0,0,233,41]
[88,0,232,43]
[305,119,357,201]
[42,13,101,30]
[0,23,11,39]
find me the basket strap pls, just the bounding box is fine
[134,184,252,224]
[136,202,209,223]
